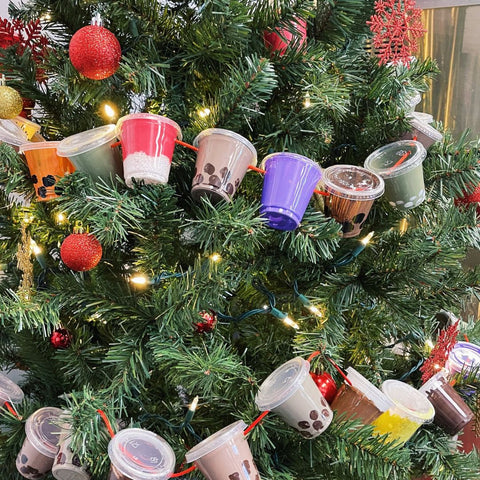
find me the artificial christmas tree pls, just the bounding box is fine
[0,0,479,479]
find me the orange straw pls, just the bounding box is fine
[464,333,470,342]
[243,410,270,435]
[307,351,322,363]
[175,139,199,152]
[326,357,352,386]
[4,401,19,418]
[385,150,411,175]
[169,465,197,477]
[97,409,116,439]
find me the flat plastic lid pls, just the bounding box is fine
[25,407,63,458]
[448,342,480,373]
[19,141,61,152]
[116,113,182,141]
[108,428,176,480]
[255,357,310,411]
[185,420,247,463]
[346,367,392,412]
[410,112,434,124]
[193,128,257,167]
[261,152,322,175]
[405,91,422,109]
[0,119,28,145]
[409,116,443,141]
[57,125,117,157]
[322,165,385,200]
[381,380,435,422]
[0,372,24,404]
[364,140,427,179]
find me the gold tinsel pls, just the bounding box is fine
[0,85,23,119]
[16,223,34,300]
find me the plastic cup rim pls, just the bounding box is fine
[108,427,176,480]
[364,140,427,179]
[25,407,64,458]
[262,151,322,176]
[409,117,443,140]
[345,367,392,412]
[185,420,247,463]
[57,124,118,157]
[0,372,24,404]
[19,141,61,153]
[322,164,385,200]
[116,113,183,141]
[193,128,258,167]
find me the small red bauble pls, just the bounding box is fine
[60,233,102,272]
[50,328,72,349]
[263,18,307,56]
[69,24,121,80]
[193,310,217,334]
[310,371,338,403]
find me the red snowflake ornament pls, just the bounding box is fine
[367,0,426,67]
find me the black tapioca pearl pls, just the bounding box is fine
[42,175,56,187]
[352,212,366,226]
[56,452,67,464]
[235,178,240,188]
[310,410,319,420]
[204,163,215,174]
[320,397,327,407]
[226,183,234,195]
[31,175,38,184]
[243,460,251,473]
[72,454,81,467]
[313,420,324,431]
[229,473,241,480]
[209,175,221,188]
[322,409,330,417]
[300,430,313,438]
[298,420,310,429]
[20,454,28,464]
[193,173,204,185]
[37,186,47,198]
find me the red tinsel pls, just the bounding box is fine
[0,17,49,81]
[420,320,459,383]
[367,0,426,67]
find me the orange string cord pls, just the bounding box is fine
[326,357,352,386]
[175,139,199,152]
[248,165,266,174]
[169,465,198,477]
[464,333,470,342]
[386,150,411,175]
[307,351,322,363]
[110,141,121,148]
[97,409,115,439]
[243,410,270,436]
[4,401,19,418]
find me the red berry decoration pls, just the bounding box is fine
[69,15,121,80]
[50,328,72,349]
[194,310,217,334]
[310,371,338,404]
[60,224,102,272]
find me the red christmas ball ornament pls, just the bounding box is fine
[263,18,307,56]
[194,310,217,334]
[310,371,338,403]
[69,15,121,80]
[60,229,102,272]
[50,328,72,349]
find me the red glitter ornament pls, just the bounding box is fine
[454,183,480,216]
[367,0,426,67]
[194,310,217,334]
[69,15,121,80]
[310,371,338,403]
[420,320,459,383]
[50,328,72,349]
[60,227,102,272]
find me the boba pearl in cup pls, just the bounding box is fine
[20,142,76,201]
[116,113,182,188]
[322,165,384,238]
[371,380,435,445]
[185,420,260,480]
[191,128,257,203]
[331,367,392,425]
[0,371,24,406]
[107,428,175,480]
[445,341,480,379]
[419,370,473,436]
[57,125,123,181]
[255,357,333,439]
[259,152,322,231]
[364,140,427,211]
[16,407,63,479]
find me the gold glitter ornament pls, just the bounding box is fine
[0,75,23,119]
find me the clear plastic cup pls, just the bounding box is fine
[255,357,333,438]
[332,367,392,425]
[445,341,480,378]
[419,370,473,436]
[116,113,182,188]
[400,115,443,149]
[20,142,76,201]
[57,125,123,181]
[107,428,175,480]
[260,153,322,231]
[16,407,63,479]
[52,419,91,480]
[0,372,24,405]
[321,165,384,238]
[12,116,42,141]
[371,380,435,445]
[185,420,260,480]
[191,128,257,203]
[0,118,29,150]
[364,140,427,210]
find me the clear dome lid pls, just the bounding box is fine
[0,372,24,404]
[116,113,182,141]
[57,125,118,157]
[25,407,63,458]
